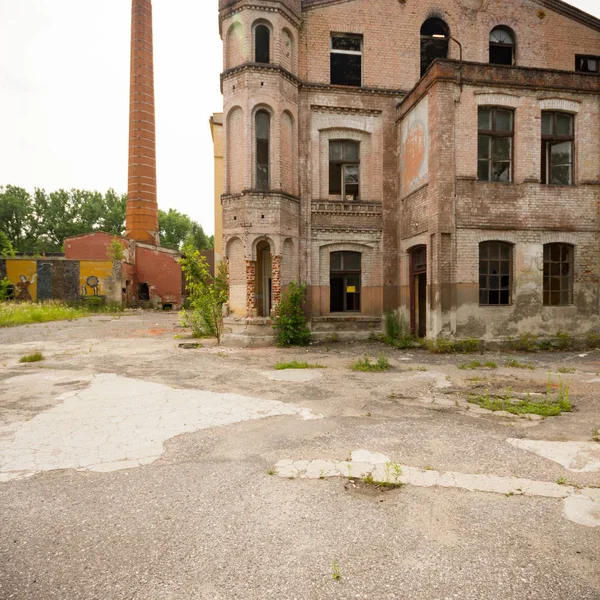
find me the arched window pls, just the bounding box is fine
[420,18,449,77]
[255,25,270,64]
[479,241,512,305]
[543,243,573,306]
[255,110,270,190]
[489,26,515,66]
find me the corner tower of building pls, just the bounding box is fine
[126,0,159,245]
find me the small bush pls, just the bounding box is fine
[275,361,325,370]
[19,351,44,363]
[106,237,125,261]
[0,277,12,301]
[383,312,414,349]
[555,331,573,351]
[510,333,538,352]
[505,357,535,370]
[458,360,497,370]
[273,281,311,347]
[426,337,480,354]
[586,330,600,349]
[351,353,390,372]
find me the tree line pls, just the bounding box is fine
[0,185,213,255]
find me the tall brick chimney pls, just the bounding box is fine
[126,0,159,245]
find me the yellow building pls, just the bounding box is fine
[209,113,224,263]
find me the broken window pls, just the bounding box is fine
[575,54,599,74]
[329,140,360,200]
[330,34,362,87]
[330,251,361,312]
[420,18,449,77]
[489,26,515,66]
[255,24,270,64]
[255,110,270,190]
[541,111,574,185]
[543,243,573,306]
[478,107,514,182]
[479,242,512,306]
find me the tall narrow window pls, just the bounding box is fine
[489,26,515,66]
[575,55,600,74]
[255,110,270,190]
[420,18,449,77]
[255,25,270,64]
[330,251,361,312]
[478,107,514,182]
[329,140,360,200]
[330,34,362,87]
[542,111,574,185]
[479,242,512,306]
[543,243,573,306]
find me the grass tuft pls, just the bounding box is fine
[506,357,535,370]
[351,353,390,372]
[426,338,480,354]
[274,360,326,370]
[458,360,497,370]
[19,351,44,363]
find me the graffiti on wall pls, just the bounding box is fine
[400,96,429,198]
[6,260,38,302]
[79,261,113,297]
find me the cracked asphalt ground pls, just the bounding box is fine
[1,313,599,599]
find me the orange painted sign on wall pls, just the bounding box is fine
[401,96,429,197]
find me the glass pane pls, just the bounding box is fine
[551,263,560,276]
[332,36,362,52]
[556,113,573,136]
[550,276,560,291]
[542,113,553,136]
[561,291,570,305]
[543,245,550,260]
[256,164,269,190]
[344,165,359,185]
[492,137,511,160]
[479,290,488,305]
[500,275,510,289]
[256,111,270,139]
[329,163,342,194]
[489,276,499,290]
[478,160,490,182]
[478,108,492,130]
[489,243,499,259]
[346,274,360,288]
[479,275,487,289]
[561,262,570,276]
[478,135,490,159]
[543,291,550,306]
[343,141,359,161]
[495,110,513,132]
[561,245,571,262]
[479,260,488,275]
[255,26,270,64]
[550,292,560,306]
[551,141,572,167]
[500,290,510,305]
[344,252,361,271]
[501,261,509,274]
[330,252,342,271]
[489,261,500,275]
[550,244,560,261]
[329,141,342,161]
[551,165,572,186]
[256,138,269,164]
[490,27,514,44]
[500,244,510,260]
[493,162,511,182]
[489,290,499,305]
[479,244,488,260]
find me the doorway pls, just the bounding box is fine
[256,241,272,317]
[330,251,361,312]
[410,246,427,338]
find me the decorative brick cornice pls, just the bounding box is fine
[222,189,301,203]
[302,81,405,98]
[219,2,301,34]
[311,105,382,117]
[221,63,299,91]
[311,227,383,234]
[311,200,383,214]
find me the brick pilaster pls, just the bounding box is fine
[245,259,257,317]
[272,254,282,310]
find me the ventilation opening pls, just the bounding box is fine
[137,283,150,301]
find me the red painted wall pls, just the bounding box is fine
[135,245,182,307]
[64,232,129,261]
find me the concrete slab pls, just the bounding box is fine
[262,369,324,383]
[507,438,600,473]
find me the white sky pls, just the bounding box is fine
[0,0,599,235]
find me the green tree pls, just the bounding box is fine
[0,186,36,251]
[100,189,127,235]
[0,231,16,257]
[159,208,214,251]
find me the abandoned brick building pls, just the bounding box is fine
[217,0,600,344]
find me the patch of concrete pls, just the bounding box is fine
[507,438,600,473]
[262,369,324,383]
[0,373,322,482]
[274,451,600,527]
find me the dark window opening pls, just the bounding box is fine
[479,242,512,306]
[255,25,270,64]
[489,26,515,65]
[420,18,449,77]
[330,34,362,87]
[137,283,150,301]
[541,111,574,185]
[575,54,599,74]
[330,251,361,312]
[543,243,573,306]
[329,140,360,200]
[478,107,514,182]
[256,110,270,190]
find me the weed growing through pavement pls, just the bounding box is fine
[351,353,390,372]
[505,357,535,370]
[275,360,326,370]
[556,477,567,485]
[266,468,275,476]
[556,366,575,374]
[458,360,498,370]
[19,351,44,363]
[331,561,341,581]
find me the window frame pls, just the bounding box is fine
[254,24,271,64]
[330,33,363,87]
[543,243,574,307]
[541,111,575,186]
[479,241,513,306]
[420,18,450,77]
[330,251,362,313]
[489,26,516,66]
[329,140,360,200]
[575,54,600,74]
[477,106,515,183]
[255,109,271,191]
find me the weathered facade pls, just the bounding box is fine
[217,0,600,344]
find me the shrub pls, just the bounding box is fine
[555,331,573,351]
[351,353,390,372]
[106,237,125,261]
[0,277,12,301]
[0,232,15,258]
[510,332,538,352]
[180,247,228,344]
[426,337,480,354]
[586,330,600,349]
[19,351,44,363]
[273,281,311,347]
[383,311,413,349]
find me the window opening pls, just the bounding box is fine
[329,140,360,200]
[420,18,449,77]
[478,107,514,182]
[543,243,573,306]
[489,26,515,65]
[479,242,512,306]
[255,110,270,190]
[541,111,574,185]
[575,55,599,74]
[330,251,361,312]
[255,25,270,64]
[330,34,362,87]
[137,283,150,302]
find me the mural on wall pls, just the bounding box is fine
[401,96,429,198]
[79,261,114,297]
[6,260,38,302]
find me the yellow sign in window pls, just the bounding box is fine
[346,286,356,293]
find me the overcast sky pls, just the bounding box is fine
[0,0,598,235]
